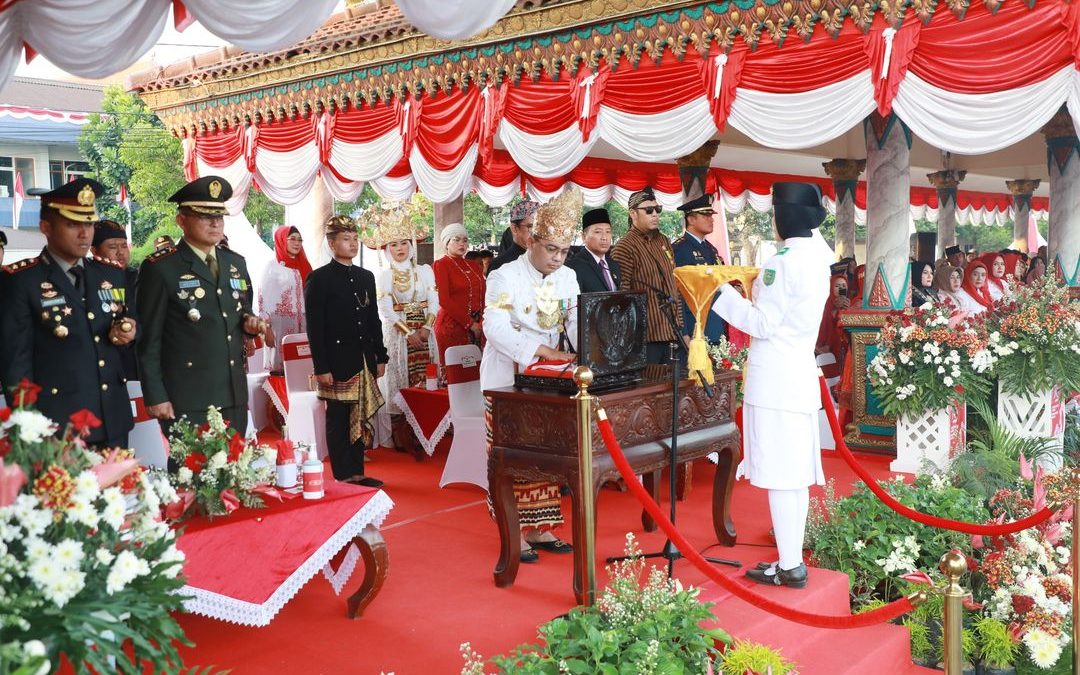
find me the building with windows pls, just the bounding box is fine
[0,76,102,229]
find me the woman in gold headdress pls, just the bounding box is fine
[365,204,439,449]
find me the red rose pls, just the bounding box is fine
[0,408,9,423]
[11,379,41,408]
[227,433,246,462]
[0,438,11,459]
[196,423,211,437]
[184,452,208,474]
[69,410,102,437]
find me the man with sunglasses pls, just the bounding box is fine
[487,199,538,276]
[610,188,682,364]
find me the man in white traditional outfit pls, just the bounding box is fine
[481,187,581,563]
[711,182,833,588]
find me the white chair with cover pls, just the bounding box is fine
[281,333,328,460]
[816,352,841,450]
[246,341,271,433]
[438,344,487,490]
[126,381,169,469]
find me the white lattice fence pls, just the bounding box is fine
[891,401,966,475]
[997,384,1065,470]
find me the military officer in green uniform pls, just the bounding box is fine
[136,176,263,437]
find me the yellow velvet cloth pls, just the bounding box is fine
[673,265,760,384]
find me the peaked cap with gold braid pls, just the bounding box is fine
[532,186,581,246]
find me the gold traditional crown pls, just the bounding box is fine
[360,202,430,249]
[532,187,581,246]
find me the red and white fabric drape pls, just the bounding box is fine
[0,1,516,92]
[188,3,1072,215]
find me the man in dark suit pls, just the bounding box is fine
[0,179,137,447]
[566,207,621,294]
[488,199,538,276]
[136,176,262,437]
[672,194,727,343]
[92,220,139,381]
[306,215,388,488]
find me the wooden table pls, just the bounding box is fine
[486,367,741,603]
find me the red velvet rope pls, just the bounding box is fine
[818,376,1056,535]
[595,409,915,629]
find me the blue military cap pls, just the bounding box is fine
[677,193,715,215]
[168,176,232,215]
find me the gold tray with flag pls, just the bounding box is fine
[673,265,759,385]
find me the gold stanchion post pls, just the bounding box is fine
[572,366,597,606]
[939,550,968,675]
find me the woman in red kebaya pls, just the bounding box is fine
[432,223,485,364]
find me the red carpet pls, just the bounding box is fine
[175,446,914,674]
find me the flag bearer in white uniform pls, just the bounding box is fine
[711,182,833,588]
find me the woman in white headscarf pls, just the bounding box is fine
[367,207,439,449]
[433,223,486,363]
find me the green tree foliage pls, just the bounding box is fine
[243,190,284,244]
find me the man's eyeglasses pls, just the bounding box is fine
[634,206,663,215]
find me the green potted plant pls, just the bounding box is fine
[973,617,1017,674]
[460,534,731,674]
[717,639,796,675]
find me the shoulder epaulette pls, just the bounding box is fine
[3,256,42,274]
[90,254,123,269]
[673,235,686,246]
[145,247,178,263]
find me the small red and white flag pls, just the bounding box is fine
[12,172,24,230]
[117,183,133,241]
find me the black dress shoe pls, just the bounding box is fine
[342,475,384,488]
[520,548,539,564]
[529,539,573,554]
[745,563,808,589]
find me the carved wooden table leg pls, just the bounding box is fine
[711,444,739,546]
[346,525,389,619]
[675,461,693,501]
[490,454,520,588]
[640,470,660,532]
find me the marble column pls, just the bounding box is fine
[1006,178,1040,251]
[822,158,865,260]
[1042,109,1080,287]
[432,195,464,261]
[284,172,333,267]
[863,112,912,310]
[926,169,966,259]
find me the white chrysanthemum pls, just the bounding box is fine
[106,550,149,594]
[100,498,126,532]
[53,540,84,569]
[23,640,46,657]
[157,545,186,578]
[67,498,99,529]
[8,410,58,444]
[24,537,49,563]
[1023,628,1063,669]
[72,472,100,500]
[152,475,179,504]
[176,467,193,485]
[943,376,954,387]
[95,548,115,566]
[853,540,866,551]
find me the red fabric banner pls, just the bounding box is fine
[256,116,314,153]
[604,51,701,115]
[502,73,577,134]
[570,66,610,142]
[737,26,869,94]
[479,83,508,167]
[699,46,747,132]
[334,100,399,143]
[415,87,482,170]
[397,93,423,159]
[864,19,922,115]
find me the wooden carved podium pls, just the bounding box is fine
[486,367,741,603]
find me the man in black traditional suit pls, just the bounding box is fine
[92,220,140,381]
[136,176,262,437]
[488,199,538,276]
[0,179,137,447]
[566,207,621,294]
[305,215,388,488]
